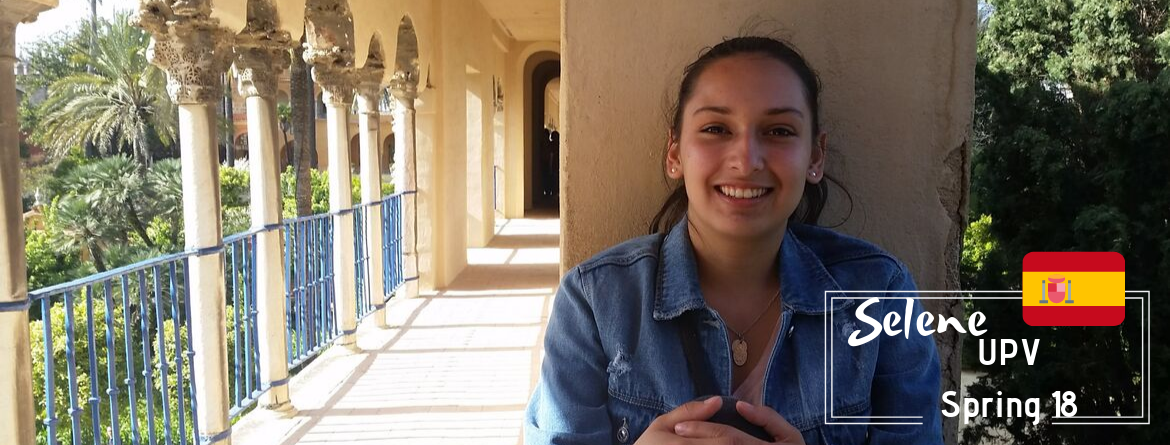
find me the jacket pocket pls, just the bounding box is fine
[606,388,665,444]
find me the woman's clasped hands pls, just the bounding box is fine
[635,396,805,445]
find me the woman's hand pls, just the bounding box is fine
[634,396,724,444]
[636,397,805,444]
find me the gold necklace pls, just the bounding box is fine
[727,287,780,367]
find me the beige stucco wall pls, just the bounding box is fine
[561,0,975,293]
[412,0,509,289]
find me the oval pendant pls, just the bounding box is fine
[732,339,748,367]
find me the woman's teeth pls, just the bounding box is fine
[718,186,769,199]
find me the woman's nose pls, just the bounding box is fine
[728,133,765,172]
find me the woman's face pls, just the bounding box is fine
[667,54,826,242]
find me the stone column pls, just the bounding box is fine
[355,74,388,328]
[135,5,234,443]
[391,82,420,300]
[234,42,293,412]
[0,3,51,441]
[313,66,359,348]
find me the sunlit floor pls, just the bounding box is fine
[233,215,560,445]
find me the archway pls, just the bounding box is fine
[528,57,560,213]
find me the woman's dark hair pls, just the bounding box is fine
[649,36,850,234]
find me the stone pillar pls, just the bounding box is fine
[313,66,359,348]
[0,4,48,441]
[234,42,293,412]
[355,75,388,328]
[391,82,420,300]
[135,5,234,443]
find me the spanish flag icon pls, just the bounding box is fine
[1022,252,1125,326]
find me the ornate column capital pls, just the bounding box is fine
[134,2,233,104]
[313,65,355,107]
[354,68,384,115]
[234,44,290,99]
[389,73,418,112]
[233,1,292,99]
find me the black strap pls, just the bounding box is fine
[678,311,719,397]
[656,230,719,397]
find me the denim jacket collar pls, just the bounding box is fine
[653,216,850,320]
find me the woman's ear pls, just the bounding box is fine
[807,132,827,184]
[666,131,683,179]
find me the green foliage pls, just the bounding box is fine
[25,229,87,292]
[980,0,1169,88]
[278,166,363,219]
[220,165,251,209]
[962,1,1169,443]
[29,12,176,165]
[29,284,219,444]
[17,24,88,93]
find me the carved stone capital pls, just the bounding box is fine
[354,69,384,115]
[234,46,289,99]
[303,0,354,69]
[134,3,233,104]
[313,65,355,107]
[389,70,418,105]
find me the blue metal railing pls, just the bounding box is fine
[353,203,373,320]
[30,251,200,445]
[28,191,412,444]
[382,193,406,304]
[222,232,262,418]
[283,212,337,370]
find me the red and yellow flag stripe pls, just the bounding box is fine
[1022,252,1125,326]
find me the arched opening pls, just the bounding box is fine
[349,134,361,172]
[528,57,560,213]
[382,135,395,176]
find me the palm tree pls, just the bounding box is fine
[49,156,175,273]
[290,41,315,216]
[32,12,176,166]
[147,158,183,248]
[52,194,110,272]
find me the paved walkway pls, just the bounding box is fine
[233,216,560,445]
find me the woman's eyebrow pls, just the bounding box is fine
[692,105,805,118]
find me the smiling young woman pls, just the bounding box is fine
[525,36,943,445]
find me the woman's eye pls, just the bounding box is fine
[767,127,796,137]
[700,125,728,134]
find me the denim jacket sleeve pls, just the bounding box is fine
[867,264,943,444]
[524,266,612,444]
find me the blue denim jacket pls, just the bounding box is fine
[525,218,942,444]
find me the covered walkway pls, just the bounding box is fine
[232,216,559,444]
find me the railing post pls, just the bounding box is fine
[234,39,294,412]
[355,72,388,328]
[0,5,49,442]
[391,83,420,300]
[136,8,234,444]
[312,65,359,349]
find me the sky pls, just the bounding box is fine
[15,0,139,54]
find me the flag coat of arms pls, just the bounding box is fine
[1022,252,1125,326]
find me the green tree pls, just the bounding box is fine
[31,13,176,165]
[962,1,1169,443]
[45,157,182,272]
[18,25,88,93]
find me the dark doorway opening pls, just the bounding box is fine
[530,60,560,212]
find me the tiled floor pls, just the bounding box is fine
[233,216,560,444]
